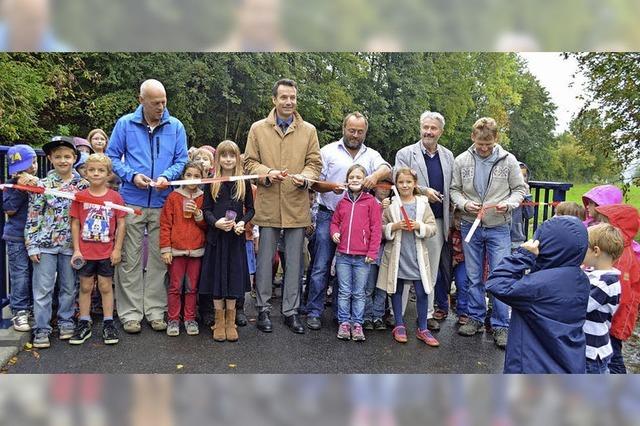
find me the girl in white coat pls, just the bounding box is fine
[376,168,439,346]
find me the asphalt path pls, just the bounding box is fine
[6,295,505,374]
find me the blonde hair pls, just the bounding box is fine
[194,147,214,165]
[84,153,112,173]
[87,129,109,152]
[345,164,367,181]
[588,223,624,262]
[210,140,245,201]
[472,117,498,141]
[394,167,420,195]
[555,201,585,221]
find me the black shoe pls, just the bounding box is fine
[373,319,387,330]
[102,321,119,345]
[69,320,92,345]
[427,318,440,331]
[306,316,321,330]
[363,319,374,330]
[235,309,248,327]
[257,310,273,333]
[284,314,305,334]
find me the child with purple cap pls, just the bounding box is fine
[2,144,38,332]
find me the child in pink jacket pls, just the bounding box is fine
[331,165,382,342]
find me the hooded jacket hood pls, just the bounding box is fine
[532,216,588,271]
[582,185,623,217]
[595,204,640,246]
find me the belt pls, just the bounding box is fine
[318,204,334,214]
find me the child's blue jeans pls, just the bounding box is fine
[32,253,77,333]
[336,254,370,325]
[364,263,386,321]
[6,240,32,314]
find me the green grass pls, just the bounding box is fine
[564,183,640,210]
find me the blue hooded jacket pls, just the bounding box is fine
[486,216,590,373]
[106,105,188,208]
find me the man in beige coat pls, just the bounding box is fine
[244,78,322,334]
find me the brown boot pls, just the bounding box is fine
[225,308,238,342]
[212,309,226,341]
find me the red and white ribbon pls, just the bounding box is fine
[0,183,142,216]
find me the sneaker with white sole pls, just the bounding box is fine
[150,319,167,331]
[102,321,119,345]
[58,324,76,340]
[123,320,141,334]
[351,323,366,341]
[32,330,50,349]
[69,320,92,345]
[12,310,31,332]
[166,320,180,336]
[185,320,199,336]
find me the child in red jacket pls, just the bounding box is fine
[160,162,208,337]
[595,204,640,374]
[330,165,382,342]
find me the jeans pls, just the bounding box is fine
[454,261,469,316]
[434,270,449,312]
[608,336,627,374]
[391,280,428,330]
[33,252,77,333]
[335,253,370,324]
[460,221,511,328]
[364,263,387,321]
[586,357,611,374]
[305,209,337,318]
[6,240,32,314]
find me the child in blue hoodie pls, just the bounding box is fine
[486,216,590,373]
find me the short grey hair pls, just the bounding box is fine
[419,111,445,128]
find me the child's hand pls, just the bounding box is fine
[332,233,341,243]
[29,254,40,263]
[365,256,375,264]
[215,218,234,232]
[381,198,391,209]
[391,221,404,232]
[305,224,315,236]
[520,239,540,256]
[234,221,246,235]
[161,252,173,265]
[111,248,122,266]
[70,251,82,267]
[400,220,417,231]
[17,173,38,186]
[184,200,197,214]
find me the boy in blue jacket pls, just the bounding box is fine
[486,216,590,373]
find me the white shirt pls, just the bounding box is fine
[318,138,390,211]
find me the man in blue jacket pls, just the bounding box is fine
[106,79,188,334]
[486,216,590,373]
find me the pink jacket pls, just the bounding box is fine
[330,191,382,260]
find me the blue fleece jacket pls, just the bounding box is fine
[486,215,590,373]
[106,105,188,208]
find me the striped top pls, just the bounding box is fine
[583,268,621,361]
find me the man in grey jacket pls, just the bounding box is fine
[395,111,454,331]
[450,117,526,349]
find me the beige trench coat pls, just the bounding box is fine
[244,109,322,228]
[376,195,437,295]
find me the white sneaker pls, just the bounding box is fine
[12,310,31,332]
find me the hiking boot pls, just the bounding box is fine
[417,328,440,347]
[69,320,92,345]
[427,318,440,331]
[123,320,141,334]
[373,319,387,330]
[225,309,239,342]
[150,319,167,331]
[337,322,351,340]
[102,321,119,344]
[32,330,50,349]
[493,327,508,349]
[433,309,448,321]
[458,319,484,336]
[185,320,199,336]
[58,323,76,340]
[235,308,248,327]
[392,325,407,343]
[12,310,31,332]
[351,323,366,341]
[213,309,226,341]
[363,319,374,330]
[457,314,470,325]
[166,320,180,337]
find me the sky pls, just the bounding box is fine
[518,52,587,134]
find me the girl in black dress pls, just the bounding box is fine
[199,140,254,342]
